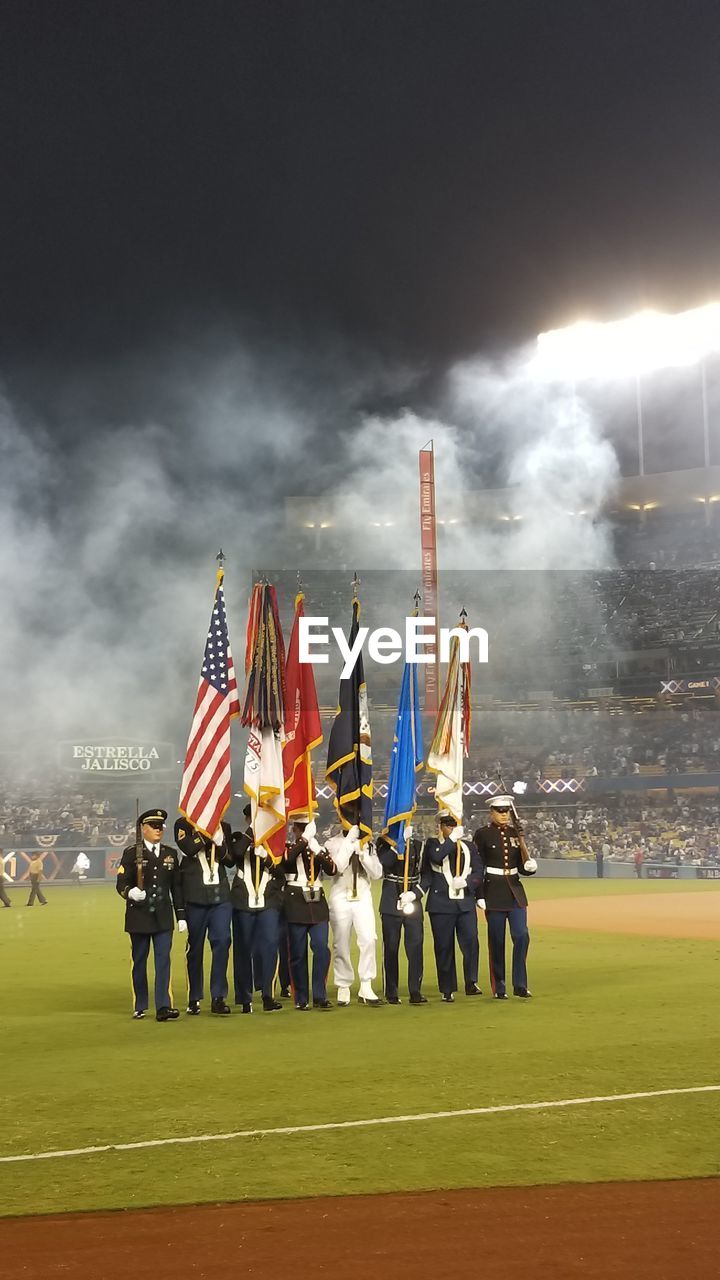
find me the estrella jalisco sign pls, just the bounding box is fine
[57,739,176,775]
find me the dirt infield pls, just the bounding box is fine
[2,1179,719,1279]
[532,889,720,939]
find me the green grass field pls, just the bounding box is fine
[1,878,719,1218]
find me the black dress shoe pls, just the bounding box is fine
[358,995,384,1006]
[240,1002,253,1013]
[493,992,508,1000]
[295,1001,309,1011]
[280,987,291,999]
[211,998,231,1015]
[409,993,428,1005]
[156,1007,180,1022]
[313,998,333,1010]
[513,987,533,998]
[441,993,455,1003]
[132,1010,145,1020]
[262,996,283,1011]
[386,995,401,1005]
[465,984,483,996]
[186,1001,201,1016]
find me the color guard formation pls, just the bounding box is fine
[117,572,538,1020]
[117,796,537,1020]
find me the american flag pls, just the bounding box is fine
[179,573,240,839]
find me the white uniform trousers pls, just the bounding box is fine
[329,892,378,986]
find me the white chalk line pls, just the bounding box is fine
[2,1084,718,1165]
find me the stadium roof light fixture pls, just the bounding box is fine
[535,302,720,380]
[305,522,316,529]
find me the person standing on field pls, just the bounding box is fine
[26,853,48,906]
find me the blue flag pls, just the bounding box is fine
[382,657,424,853]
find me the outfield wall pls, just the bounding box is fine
[535,858,720,880]
[5,853,719,886]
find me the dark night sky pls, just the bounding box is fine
[4,0,720,368]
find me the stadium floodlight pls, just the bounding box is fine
[535,303,720,380]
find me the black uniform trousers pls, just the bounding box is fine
[485,907,530,995]
[287,921,330,1006]
[185,901,232,1002]
[428,910,479,995]
[27,875,47,905]
[130,931,173,1012]
[381,907,424,998]
[232,907,281,1004]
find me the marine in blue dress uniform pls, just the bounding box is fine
[116,808,186,1021]
[421,814,483,1001]
[174,817,234,1015]
[281,820,337,1010]
[473,795,538,999]
[229,820,284,1013]
[376,826,427,1005]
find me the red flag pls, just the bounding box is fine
[283,592,323,822]
[179,570,241,839]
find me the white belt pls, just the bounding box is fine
[486,866,518,877]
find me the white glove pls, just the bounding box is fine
[452,876,467,891]
[524,858,538,873]
[399,890,416,908]
[308,837,321,855]
[303,820,317,840]
[476,898,486,911]
[404,824,414,839]
[449,826,464,842]
[346,824,360,841]
[177,919,188,933]
[212,828,224,847]
[128,887,146,903]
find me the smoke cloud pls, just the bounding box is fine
[0,335,623,766]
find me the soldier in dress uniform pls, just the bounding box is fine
[281,819,337,1010]
[174,816,234,1016]
[116,808,187,1021]
[473,795,538,999]
[376,825,427,1005]
[326,824,383,1006]
[235,803,292,1001]
[421,814,483,1002]
[229,817,284,1013]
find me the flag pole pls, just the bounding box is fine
[403,588,422,898]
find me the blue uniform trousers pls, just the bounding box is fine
[185,901,232,1002]
[485,907,529,995]
[381,908,424,998]
[287,921,330,1006]
[130,930,172,1012]
[277,914,291,991]
[232,907,280,1004]
[428,910,479,995]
